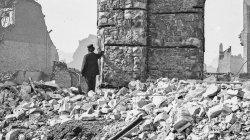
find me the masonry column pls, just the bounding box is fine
[97,0,148,87]
[244,0,250,72]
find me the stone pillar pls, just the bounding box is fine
[244,0,250,72]
[97,0,205,87]
[97,0,148,87]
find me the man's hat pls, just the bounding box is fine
[87,44,95,49]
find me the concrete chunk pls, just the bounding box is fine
[153,112,169,124]
[225,114,236,124]
[173,108,193,132]
[203,84,220,98]
[6,129,21,140]
[207,104,232,120]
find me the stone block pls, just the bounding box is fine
[186,103,200,117]
[98,10,124,27]
[140,119,155,131]
[207,104,232,120]
[148,48,203,79]
[5,129,21,140]
[98,0,147,11]
[225,114,236,124]
[98,26,146,46]
[117,87,129,96]
[149,13,204,48]
[153,112,169,124]
[149,0,205,13]
[125,0,147,9]
[70,95,84,102]
[173,108,193,132]
[102,46,147,87]
[98,0,125,12]
[98,9,147,28]
[203,84,221,98]
[243,89,250,100]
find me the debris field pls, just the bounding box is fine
[0,78,250,140]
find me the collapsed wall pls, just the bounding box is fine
[217,44,245,74]
[51,61,87,91]
[98,0,205,87]
[0,0,59,75]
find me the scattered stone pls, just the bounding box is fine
[173,108,193,132]
[5,129,21,140]
[243,89,250,100]
[203,84,220,97]
[1,77,250,140]
[153,112,169,124]
[225,114,236,124]
[227,89,239,96]
[70,95,84,102]
[117,87,129,96]
[88,90,96,97]
[207,104,232,120]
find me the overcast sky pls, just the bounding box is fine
[38,0,244,65]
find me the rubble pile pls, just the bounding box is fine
[0,80,107,140]
[0,72,15,82]
[94,79,250,140]
[0,77,250,139]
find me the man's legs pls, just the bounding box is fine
[90,75,96,92]
[85,75,96,92]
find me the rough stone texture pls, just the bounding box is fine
[149,13,204,48]
[97,0,205,87]
[98,10,147,46]
[148,48,202,79]
[51,61,87,91]
[241,0,250,72]
[98,0,147,12]
[0,0,58,75]
[102,46,147,87]
[149,0,205,13]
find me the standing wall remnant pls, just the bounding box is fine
[98,0,205,87]
[0,0,59,75]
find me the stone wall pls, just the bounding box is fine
[241,0,250,72]
[98,0,205,87]
[51,61,87,92]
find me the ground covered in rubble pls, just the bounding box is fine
[46,120,107,140]
[2,78,250,139]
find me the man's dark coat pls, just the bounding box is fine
[81,52,103,76]
[81,52,103,92]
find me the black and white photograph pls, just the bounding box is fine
[0,0,249,139]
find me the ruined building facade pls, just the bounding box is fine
[98,0,205,87]
[0,0,58,75]
[217,43,245,74]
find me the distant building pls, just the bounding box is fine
[217,43,245,74]
[68,34,97,70]
[0,0,58,75]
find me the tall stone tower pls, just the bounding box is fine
[98,0,206,87]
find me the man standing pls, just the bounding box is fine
[81,44,104,92]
